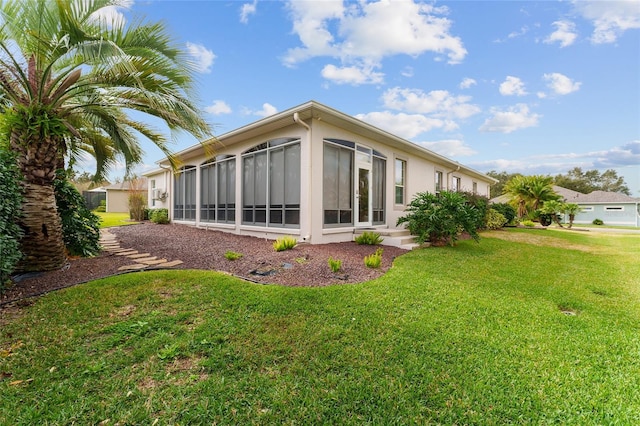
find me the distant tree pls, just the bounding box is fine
[486,170,522,198]
[554,167,630,195]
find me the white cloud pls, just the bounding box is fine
[283,0,467,84]
[508,25,529,39]
[543,72,581,95]
[204,100,232,115]
[185,42,216,73]
[573,0,640,44]
[459,77,476,89]
[401,66,414,78]
[245,103,278,117]
[240,0,258,24]
[382,87,480,119]
[499,76,528,96]
[544,20,578,47]
[418,139,477,157]
[480,104,540,133]
[321,63,384,85]
[88,0,133,28]
[356,111,456,139]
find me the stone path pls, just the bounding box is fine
[100,229,183,271]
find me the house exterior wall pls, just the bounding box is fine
[571,203,640,227]
[106,190,130,213]
[145,107,495,244]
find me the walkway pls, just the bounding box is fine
[100,229,184,271]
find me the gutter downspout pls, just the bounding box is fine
[158,163,172,218]
[293,112,312,242]
[446,163,461,191]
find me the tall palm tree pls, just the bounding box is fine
[0,0,210,272]
[504,175,559,219]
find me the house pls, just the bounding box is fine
[562,190,640,227]
[144,101,496,247]
[105,179,147,213]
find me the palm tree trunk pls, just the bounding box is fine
[15,182,67,271]
[11,128,68,272]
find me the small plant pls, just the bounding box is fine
[224,251,243,261]
[149,208,169,224]
[328,257,342,273]
[485,209,507,230]
[521,220,535,227]
[295,257,308,264]
[364,248,383,269]
[273,235,297,252]
[592,218,604,225]
[354,231,384,245]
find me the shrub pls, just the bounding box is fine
[128,193,146,221]
[461,191,490,229]
[53,172,101,257]
[592,218,604,225]
[485,209,507,230]
[354,231,383,245]
[364,248,383,269]
[491,203,517,224]
[224,251,243,261]
[521,220,536,227]
[149,208,169,224]
[273,235,297,252]
[94,200,106,212]
[397,191,481,246]
[0,150,24,290]
[328,257,342,273]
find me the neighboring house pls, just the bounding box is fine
[83,186,107,211]
[144,101,496,246]
[491,185,640,227]
[564,191,640,227]
[105,179,147,213]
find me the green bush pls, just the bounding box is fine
[491,203,517,224]
[461,191,490,229]
[224,251,243,261]
[364,248,383,268]
[354,231,383,245]
[273,235,297,252]
[54,172,101,257]
[0,151,24,290]
[592,218,604,225]
[328,257,342,273]
[149,208,169,224]
[397,191,481,246]
[521,220,536,227]
[485,209,507,230]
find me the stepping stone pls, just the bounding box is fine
[115,250,139,256]
[138,258,167,265]
[101,243,121,248]
[127,253,152,259]
[157,260,183,268]
[118,264,147,271]
[133,256,157,262]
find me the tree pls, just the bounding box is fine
[563,203,582,229]
[540,200,564,227]
[504,175,559,219]
[0,0,210,272]
[554,167,631,195]
[486,170,522,199]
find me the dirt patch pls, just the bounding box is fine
[1,223,407,307]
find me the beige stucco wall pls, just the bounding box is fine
[106,190,130,213]
[146,116,494,244]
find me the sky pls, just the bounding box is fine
[91,0,640,196]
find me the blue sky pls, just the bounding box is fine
[97,0,639,195]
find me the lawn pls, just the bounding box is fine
[1,229,639,424]
[96,211,140,228]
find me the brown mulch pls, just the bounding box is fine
[1,222,408,307]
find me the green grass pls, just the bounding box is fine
[1,229,639,424]
[96,211,140,228]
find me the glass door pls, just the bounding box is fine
[356,165,372,226]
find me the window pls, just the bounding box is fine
[174,166,196,221]
[604,206,624,211]
[323,139,386,226]
[323,142,354,226]
[582,206,594,212]
[435,171,443,193]
[395,159,406,205]
[242,138,300,227]
[452,176,461,192]
[472,181,477,194]
[151,179,156,207]
[201,156,236,223]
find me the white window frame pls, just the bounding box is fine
[395,158,407,205]
[581,206,594,212]
[435,170,444,193]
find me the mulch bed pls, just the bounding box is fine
[1,222,408,308]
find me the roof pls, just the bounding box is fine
[156,100,497,184]
[105,178,148,191]
[573,190,640,203]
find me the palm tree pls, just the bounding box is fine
[0,0,210,272]
[504,175,558,219]
[563,203,582,229]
